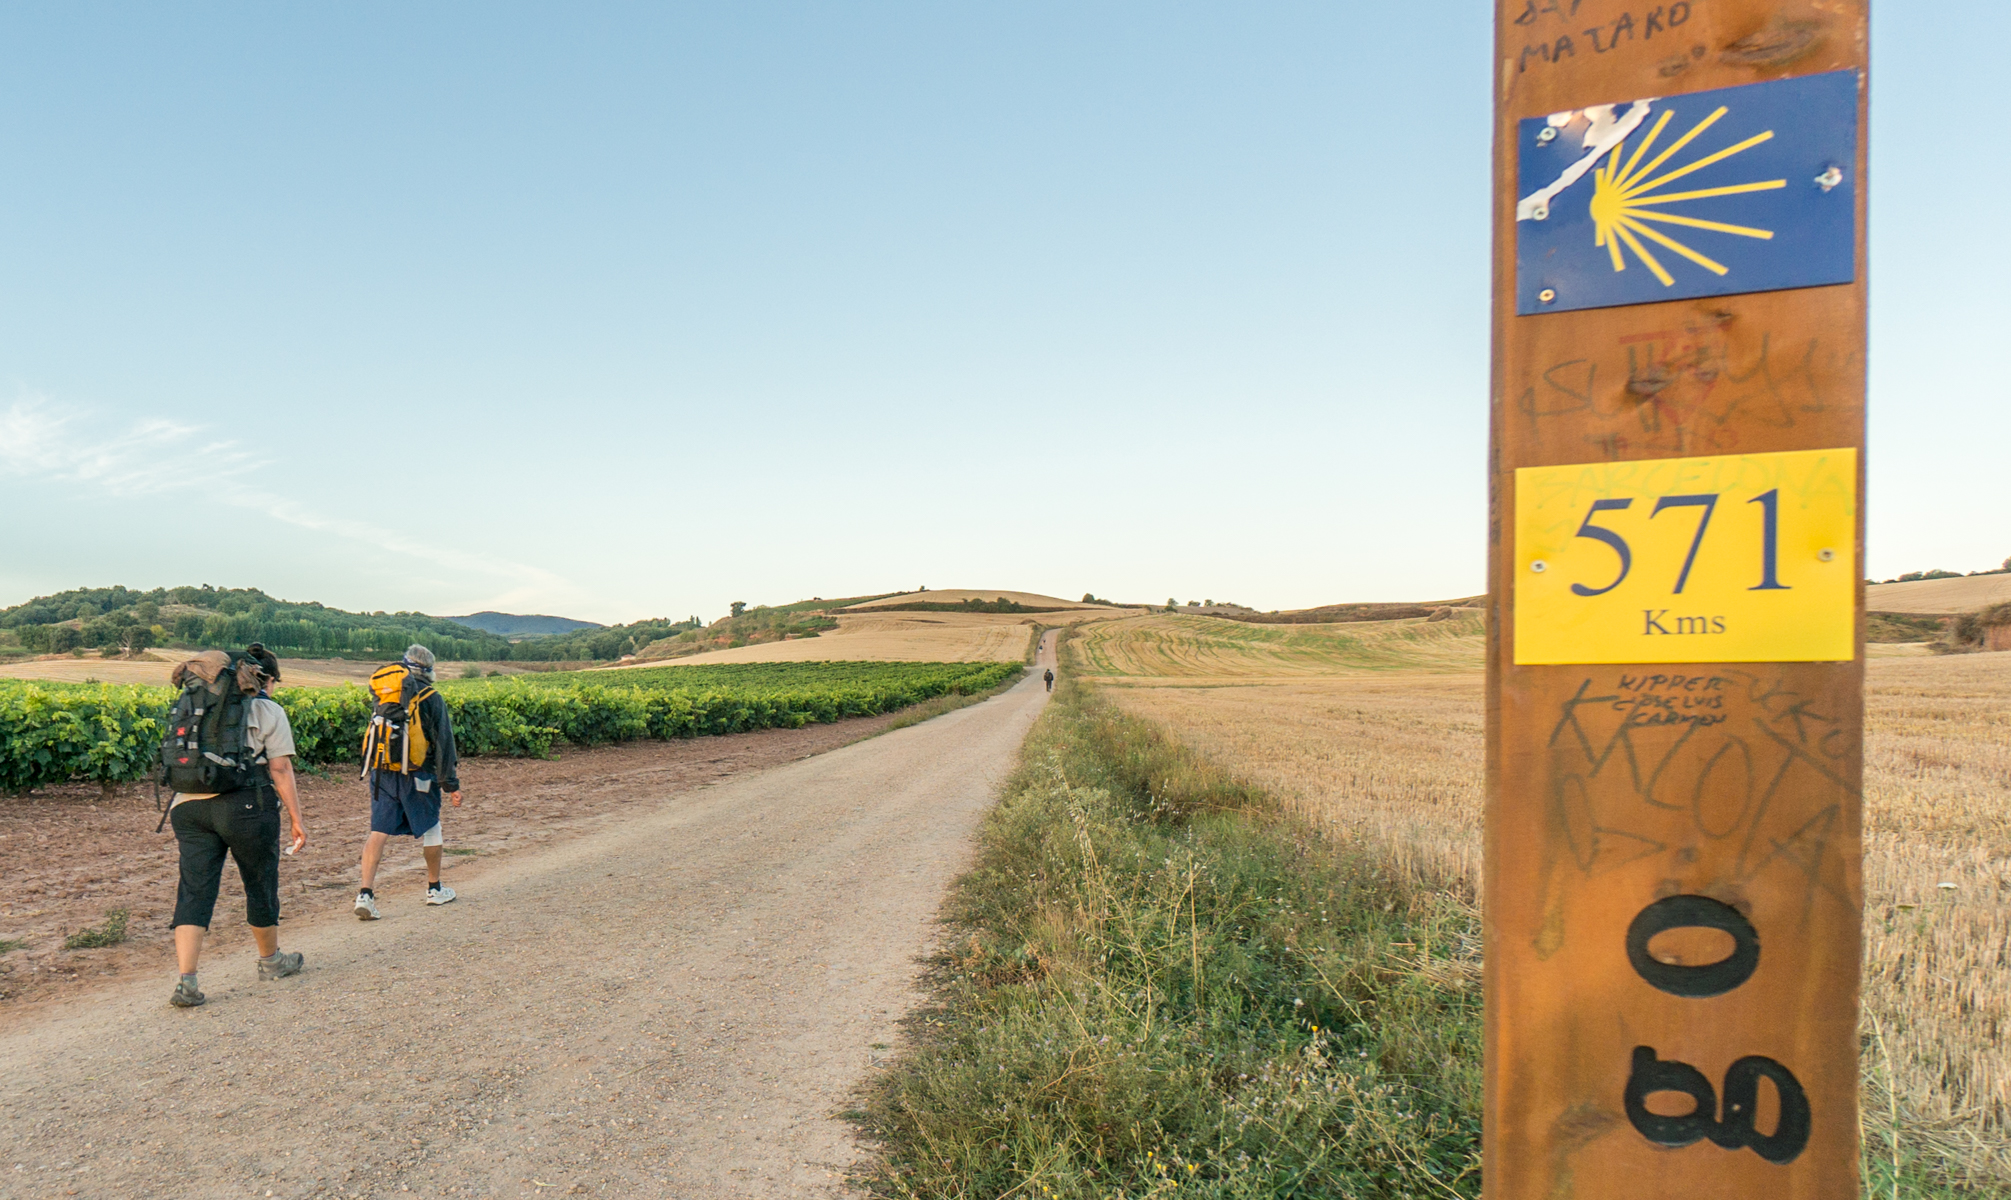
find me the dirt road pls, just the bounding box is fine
[0,637,1056,1199]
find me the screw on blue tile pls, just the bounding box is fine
[1514,70,1858,315]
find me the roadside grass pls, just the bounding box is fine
[855,681,1481,1199]
[0,938,24,955]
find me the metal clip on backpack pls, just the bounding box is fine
[360,663,436,777]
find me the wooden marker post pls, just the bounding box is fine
[1486,3,1867,1197]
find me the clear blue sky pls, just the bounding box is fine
[1,5,2002,624]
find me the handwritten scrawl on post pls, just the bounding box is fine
[1515,72,1858,314]
[1536,669,1859,1168]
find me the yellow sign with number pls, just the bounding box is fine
[1514,448,1856,664]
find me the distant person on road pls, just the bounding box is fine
[354,644,464,920]
[164,646,308,1008]
[1043,668,1055,692]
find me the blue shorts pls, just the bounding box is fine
[369,771,443,842]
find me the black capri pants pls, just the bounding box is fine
[170,787,282,929]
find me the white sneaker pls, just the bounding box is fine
[426,886,457,906]
[354,892,381,920]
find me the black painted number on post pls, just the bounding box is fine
[1622,895,1810,1164]
[1625,1047,1812,1164]
[1625,894,1759,997]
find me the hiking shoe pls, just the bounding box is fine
[354,892,381,920]
[257,951,304,981]
[425,885,457,906]
[170,979,205,1008]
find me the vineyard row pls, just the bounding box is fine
[0,660,1023,792]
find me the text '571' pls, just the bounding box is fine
[1514,448,1855,664]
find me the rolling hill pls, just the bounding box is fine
[448,611,604,638]
[843,589,1134,612]
[1867,575,2011,614]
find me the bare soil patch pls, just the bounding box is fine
[0,709,914,1013]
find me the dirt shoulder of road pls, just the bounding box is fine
[0,708,916,1014]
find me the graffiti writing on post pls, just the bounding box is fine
[1531,672,1850,1165]
[1515,320,1862,462]
[1541,669,1856,909]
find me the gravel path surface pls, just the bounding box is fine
[0,637,1055,1200]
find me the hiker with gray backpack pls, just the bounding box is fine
[353,644,463,919]
[160,644,308,1008]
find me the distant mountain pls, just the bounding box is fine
[447,612,604,638]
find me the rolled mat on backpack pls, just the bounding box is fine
[169,650,232,689]
[169,650,266,696]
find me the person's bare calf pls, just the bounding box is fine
[174,923,279,974]
[359,830,391,890]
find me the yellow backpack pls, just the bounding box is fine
[359,664,436,774]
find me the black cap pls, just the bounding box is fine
[246,644,281,683]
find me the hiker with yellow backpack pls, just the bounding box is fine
[353,644,463,919]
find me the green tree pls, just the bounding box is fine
[48,626,82,654]
[730,601,747,618]
[83,617,121,651]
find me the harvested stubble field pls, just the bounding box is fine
[641,608,1121,667]
[1069,611,2011,1187]
[1868,574,2011,615]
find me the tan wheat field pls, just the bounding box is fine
[1070,612,2011,1184]
[627,608,1122,667]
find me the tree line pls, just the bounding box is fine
[0,585,696,664]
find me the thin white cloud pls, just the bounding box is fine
[1,397,587,611]
[0,403,251,494]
